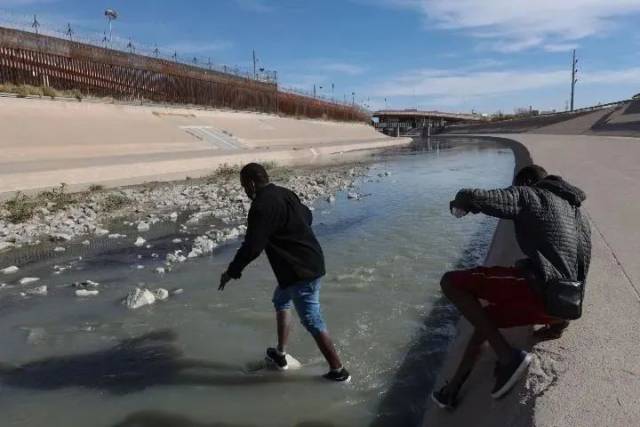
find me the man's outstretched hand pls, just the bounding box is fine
[219,272,232,291]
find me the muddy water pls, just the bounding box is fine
[0,138,514,427]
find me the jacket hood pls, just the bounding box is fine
[535,175,586,207]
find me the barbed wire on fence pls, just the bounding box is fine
[0,9,277,83]
[0,9,368,112]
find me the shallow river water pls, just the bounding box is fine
[0,138,514,427]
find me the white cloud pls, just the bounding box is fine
[372,68,565,98]
[379,0,640,52]
[368,65,640,109]
[544,43,579,53]
[321,62,366,75]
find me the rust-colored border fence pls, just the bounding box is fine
[0,27,369,122]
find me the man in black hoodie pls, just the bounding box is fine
[432,165,591,408]
[218,163,350,382]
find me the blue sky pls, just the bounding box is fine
[2,0,640,113]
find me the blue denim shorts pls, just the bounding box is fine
[272,278,327,336]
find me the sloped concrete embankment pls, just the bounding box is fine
[0,97,409,198]
[423,134,640,427]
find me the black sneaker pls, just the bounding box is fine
[265,347,288,371]
[491,350,533,399]
[323,368,351,382]
[431,383,458,410]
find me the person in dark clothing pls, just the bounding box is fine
[432,164,591,409]
[219,163,350,382]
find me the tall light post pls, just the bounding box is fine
[104,9,118,48]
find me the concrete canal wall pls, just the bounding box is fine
[423,134,640,427]
[0,96,409,198]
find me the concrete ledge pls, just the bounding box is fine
[423,134,640,427]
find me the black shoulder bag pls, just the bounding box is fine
[543,208,586,320]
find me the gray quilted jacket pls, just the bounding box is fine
[454,176,591,289]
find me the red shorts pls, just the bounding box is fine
[447,266,555,328]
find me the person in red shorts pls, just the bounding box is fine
[432,164,591,409]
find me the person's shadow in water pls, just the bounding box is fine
[0,329,314,395]
[111,410,337,427]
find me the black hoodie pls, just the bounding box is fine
[227,184,325,288]
[454,175,591,287]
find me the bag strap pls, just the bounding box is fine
[574,208,585,282]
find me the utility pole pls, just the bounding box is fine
[252,49,257,80]
[65,23,73,41]
[570,49,578,111]
[313,84,316,98]
[32,15,40,35]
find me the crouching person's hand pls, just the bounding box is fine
[449,200,469,218]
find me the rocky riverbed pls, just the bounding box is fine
[0,163,372,296]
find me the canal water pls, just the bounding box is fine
[0,138,514,427]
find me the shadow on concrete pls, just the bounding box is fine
[372,220,497,427]
[0,329,315,395]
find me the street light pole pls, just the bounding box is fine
[104,9,118,48]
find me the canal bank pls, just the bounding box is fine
[0,96,410,199]
[423,134,640,427]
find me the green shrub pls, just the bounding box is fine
[69,89,83,101]
[15,85,29,98]
[101,193,130,211]
[42,86,57,99]
[215,163,241,178]
[4,192,36,223]
[36,183,73,211]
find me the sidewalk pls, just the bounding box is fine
[423,134,640,427]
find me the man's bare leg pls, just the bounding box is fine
[312,331,342,370]
[444,328,485,394]
[441,273,513,365]
[276,309,292,353]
